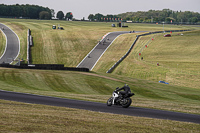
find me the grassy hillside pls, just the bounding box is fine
[0,19,199,111]
[94,30,200,89]
[0,18,200,132]
[1,99,199,133]
[0,18,196,66]
[0,68,199,114]
[0,18,199,110]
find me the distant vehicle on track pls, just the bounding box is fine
[164,34,171,37]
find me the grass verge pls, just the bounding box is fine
[0,68,199,115]
[94,30,200,89]
[0,19,199,132]
[0,18,196,66]
[0,100,199,133]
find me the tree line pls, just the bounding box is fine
[88,9,200,24]
[0,4,52,19]
[88,13,121,22]
[0,4,73,20]
[56,11,73,20]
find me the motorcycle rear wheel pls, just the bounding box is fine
[107,97,113,106]
[122,98,132,108]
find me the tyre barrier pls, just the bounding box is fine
[0,64,89,72]
[106,30,190,73]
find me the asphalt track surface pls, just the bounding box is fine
[77,31,142,70]
[0,23,20,64]
[0,90,200,124]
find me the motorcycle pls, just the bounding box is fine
[107,88,134,108]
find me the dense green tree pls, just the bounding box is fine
[190,17,198,23]
[56,11,64,20]
[65,12,73,20]
[94,13,103,21]
[165,17,171,22]
[51,9,55,18]
[88,14,94,21]
[39,11,51,19]
[0,4,51,19]
[139,18,144,22]
[116,9,200,23]
[126,17,131,20]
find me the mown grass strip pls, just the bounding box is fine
[0,68,199,114]
[0,100,199,133]
[0,18,199,114]
[95,30,200,89]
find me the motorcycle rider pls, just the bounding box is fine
[115,84,132,98]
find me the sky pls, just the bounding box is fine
[1,0,200,19]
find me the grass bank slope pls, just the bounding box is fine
[1,100,199,133]
[0,19,199,131]
[94,30,200,89]
[0,19,199,113]
[0,18,195,66]
[0,68,199,114]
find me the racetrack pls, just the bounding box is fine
[0,23,20,64]
[77,31,130,70]
[77,31,145,70]
[0,23,199,124]
[0,90,199,124]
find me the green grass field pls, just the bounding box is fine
[94,31,200,89]
[0,18,197,66]
[0,18,200,132]
[1,100,199,133]
[0,68,199,114]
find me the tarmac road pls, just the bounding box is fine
[0,23,20,64]
[77,31,136,70]
[0,90,199,124]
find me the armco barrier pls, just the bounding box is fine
[106,30,190,73]
[106,36,139,73]
[0,64,89,72]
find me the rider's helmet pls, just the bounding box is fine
[125,84,128,86]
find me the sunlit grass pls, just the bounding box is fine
[94,30,200,89]
[0,68,199,114]
[1,100,200,133]
[0,18,200,132]
[0,18,195,66]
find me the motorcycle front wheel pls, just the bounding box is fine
[122,98,132,108]
[107,97,113,106]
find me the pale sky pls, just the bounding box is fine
[1,0,200,19]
